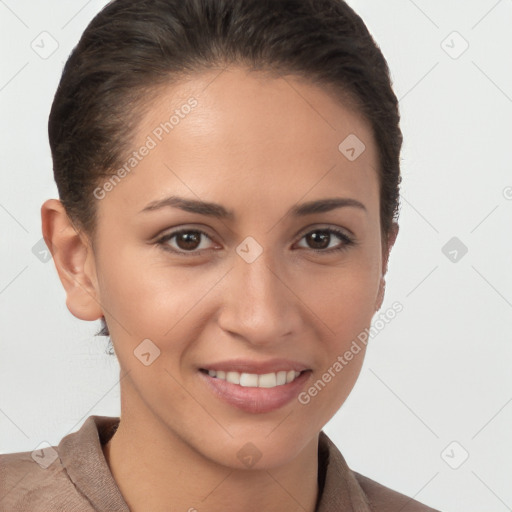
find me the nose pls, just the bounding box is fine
[217,247,303,347]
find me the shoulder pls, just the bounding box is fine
[351,470,442,512]
[0,415,121,512]
[0,445,93,511]
[317,431,442,512]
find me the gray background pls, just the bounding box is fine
[1,1,511,511]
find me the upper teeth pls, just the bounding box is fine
[207,370,301,388]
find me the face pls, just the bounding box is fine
[68,67,393,468]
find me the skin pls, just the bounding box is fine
[42,66,398,512]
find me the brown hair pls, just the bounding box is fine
[48,0,402,353]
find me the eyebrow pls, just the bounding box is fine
[139,195,367,219]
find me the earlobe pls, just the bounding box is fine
[41,199,104,322]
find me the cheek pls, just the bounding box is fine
[302,257,379,407]
[302,277,373,418]
[306,261,380,336]
[98,252,219,346]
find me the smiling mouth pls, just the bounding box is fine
[199,369,305,388]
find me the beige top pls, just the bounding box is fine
[0,415,440,511]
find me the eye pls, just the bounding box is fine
[156,228,216,256]
[295,227,355,254]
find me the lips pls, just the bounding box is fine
[198,359,312,413]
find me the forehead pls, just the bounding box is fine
[99,67,379,221]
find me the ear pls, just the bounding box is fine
[375,221,399,311]
[41,199,104,321]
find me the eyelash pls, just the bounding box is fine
[155,227,356,257]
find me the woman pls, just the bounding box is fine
[0,0,441,510]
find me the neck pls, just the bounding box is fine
[102,410,320,512]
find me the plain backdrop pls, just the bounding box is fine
[1,1,511,511]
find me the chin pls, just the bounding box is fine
[197,425,319,471]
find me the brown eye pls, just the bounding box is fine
[296,228,354,253]
[305,231,330,250]
[157,229,215,255]
[175,231,202,250]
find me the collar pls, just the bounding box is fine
[58,415,372,511]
